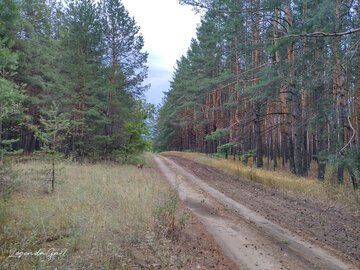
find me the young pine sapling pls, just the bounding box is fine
[36,102,70,193]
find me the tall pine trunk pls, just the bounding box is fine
[253,0,263,168]
[332,0,345,184]
[357,1,360,146]
[285,1,295,173]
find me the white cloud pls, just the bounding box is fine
[123,0,200,69]
[121,0,201,104]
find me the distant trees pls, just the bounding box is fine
[155,0,360,189]
[1,0,150,160]
[0,0,25,159]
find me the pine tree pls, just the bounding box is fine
[36,102,70,192]
[154,0,360,188]
[0,0,25,158]
[101,0,148,154]
[1,0,151,161]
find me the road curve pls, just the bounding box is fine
[154,155,355,270]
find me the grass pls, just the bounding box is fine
[0,155,179,269]
[162,151,360,208]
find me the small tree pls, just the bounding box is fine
[119,100,154,162]
[36,102,70,193]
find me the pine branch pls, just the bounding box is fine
[276,28,360,40]
[209,61,278,94]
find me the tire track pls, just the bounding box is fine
[154,155,354,270]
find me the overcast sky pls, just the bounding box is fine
[121,0,201,105]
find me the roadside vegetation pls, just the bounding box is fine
[0,155,186,269]
[163,151,360,208]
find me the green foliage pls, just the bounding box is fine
[217,142,238,153]
[157,0,360,187]
[117,100,154,161]
[0,0,23,200]
[101,0,148,96]
[0,139,23,160]
[323,148,360,188]
[215,142,238,159]
[37,102,70,151]
[0,0,25,159]
[205,129,231,141]
[239,150,255,164]
[0,79,25,155]
[1,0,150,160]
[35,102,70,192]
[154,7,240,152]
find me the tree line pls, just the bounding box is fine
[154,0,360,188]
[0,0,152,160]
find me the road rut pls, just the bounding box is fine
[154,155,355,270]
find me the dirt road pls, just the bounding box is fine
[154,154,358,270]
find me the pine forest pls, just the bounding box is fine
[0,0,152,162]
[2,0,360,269]
[155,0,360,189]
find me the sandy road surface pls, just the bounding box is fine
[154,155,356,270]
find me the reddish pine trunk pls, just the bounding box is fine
[253,0,263,168]
[285,2,295,174]
[332,0,345,183]
[357,2,360,145]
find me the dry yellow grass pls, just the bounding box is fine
[0,157,176,269]
[163,151,360,207]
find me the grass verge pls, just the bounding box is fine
[0,156,180,269]
[162,151,360,208]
